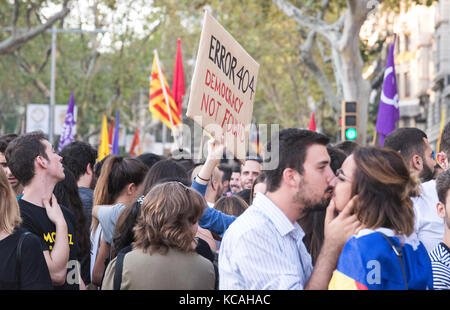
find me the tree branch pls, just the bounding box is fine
[0,1,71,55]
[273,0,337,44]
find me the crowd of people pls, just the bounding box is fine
[0,124,449,290]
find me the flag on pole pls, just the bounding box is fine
[376,37,399,147]
[437,106,446,153]
[129,127,141,157]
[309,112,316,131]
[108,120,115,152]
[249,121,263,157]
[149,51,182,130]
[58,92,76,152]
[172,38,185,119]
[112,109,120,155]
[98,114,110,161]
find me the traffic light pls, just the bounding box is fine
[341,101,358,141]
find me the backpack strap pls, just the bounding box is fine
[378,232,408,290]
[113,246,132,290]
[16,231,31,288]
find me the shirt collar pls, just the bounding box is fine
[253,192,305,238]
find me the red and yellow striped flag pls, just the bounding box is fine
[149,54,181,130]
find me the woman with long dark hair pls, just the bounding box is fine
[90,155,148,287]
[53,168,90,285]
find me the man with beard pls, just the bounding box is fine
[60,141,98,229]
[229,165,242,194]
[219,129,361,290]
[384,127,442,253]
[298,146,347,265]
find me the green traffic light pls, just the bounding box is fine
[345,128,357,140]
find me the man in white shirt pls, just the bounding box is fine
[219,129,361,290]
[384,127,443,252]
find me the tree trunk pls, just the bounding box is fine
[274,0,372,144]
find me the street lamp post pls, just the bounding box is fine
[48,26,107,145]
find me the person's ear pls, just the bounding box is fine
[410,154,423,172]
[436,152,448,170]
[283,168,300,189]
[126,183,136,195]
[35,155,48,169]
[436,202,447,219]
[86,163,93,176]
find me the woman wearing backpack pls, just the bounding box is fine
[102,181,215,290]
[0,168,52,289]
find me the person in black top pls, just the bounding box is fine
[0,168,52,290]
[5,131,84,290]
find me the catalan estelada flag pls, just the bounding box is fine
[328,228,433,290]
[149,52,181,130]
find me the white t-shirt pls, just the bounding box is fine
[411,179,445,253]
[90,225,103,280]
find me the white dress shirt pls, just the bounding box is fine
[412,179,445,253]
[218,192,313,290]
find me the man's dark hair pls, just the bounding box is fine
[218,164,232,183]
[265,129,330,192]
[231,165,241,173]
[334,140,359,156]
[327,145,347,174]
[60,141,97,182]
[136,153,162,169]
[235,188,251,205]
[0,133,18,153]
[5,131,48,186]
[436,169,450,204]
[439,122,450,158]
[383,127,428,163]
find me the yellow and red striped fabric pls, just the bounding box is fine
[149,56,181,130]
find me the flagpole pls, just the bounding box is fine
[154,49,179,150]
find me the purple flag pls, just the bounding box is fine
[58,92,76,152]
[376,37,399,146]
[112,109,120,155]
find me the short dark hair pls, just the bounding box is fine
[218,164,232,183]
[265,129,329,192]
[60,141,97,182]
[142,159,189,196]
[327,145,347,174]
[334,140,359,156]
[5,131,48,186]
[0,134,18,153]
[439,122,450,158]
[436,169,450,204]
[383,127,428,163]
[231,165,241,173]
[136,153,162,169]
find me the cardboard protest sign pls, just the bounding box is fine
[187,10,259,161]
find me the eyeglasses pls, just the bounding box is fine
[167,181,191,193]
[335,168,352,183]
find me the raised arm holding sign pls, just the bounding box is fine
[187,10,259,162]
